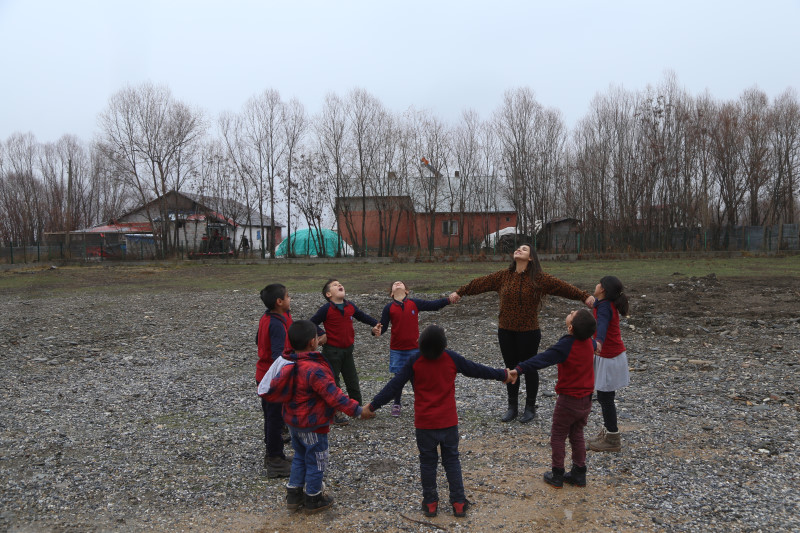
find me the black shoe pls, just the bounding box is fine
[452,499,470,517]
[544,468,564,488]
[303,490,334,514]
[563,465,587,487]
[286,486,304,511]
[518,406,536,423]
[422,500,438,517]
[266,456,292,478]
[500,406,518,422]
[333,415,349,426]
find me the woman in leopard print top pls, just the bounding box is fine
[450,244,594,423]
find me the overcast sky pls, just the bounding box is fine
[1,0,799,144]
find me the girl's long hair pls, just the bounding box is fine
[507,243,542,281]
[600,275,629,316]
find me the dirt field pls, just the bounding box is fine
[1,261,798,532]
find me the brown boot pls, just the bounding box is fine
[586,427,606,448]
[588,429,621,452]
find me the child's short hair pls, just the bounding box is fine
[418,324,447,359]
[288,320,317,352]
[571,309,596,341]
[388,280,408,296]
[322,278,338,301]
[260,283,287,310]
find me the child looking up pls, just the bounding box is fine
[509,309,597,488]
[364,325,512,518]
[255,283,293,478]
[265,320,375,514]
[373,281,456,416]
[588,275,630,453]
[310,279,379,420]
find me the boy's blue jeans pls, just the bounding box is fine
[415,425,465,504]
[287,427,329,495]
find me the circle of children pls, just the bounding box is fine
[256,244,630,518]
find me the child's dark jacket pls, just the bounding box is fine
[310,300,377,349]
[255,312,293,383]
[515,335,595,398]
[269,350,361,433]
[378,297,450,350]
[369,349,507,429]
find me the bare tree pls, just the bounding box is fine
[316,92,353,256]
[282,98,308,256]
[769,88,800,225]
[739,87,773,226]
[98,82,205,257]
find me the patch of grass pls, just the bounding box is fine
[1,255,798,296]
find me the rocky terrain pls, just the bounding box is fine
[1,271,799,532]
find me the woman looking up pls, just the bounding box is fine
[449,244,594,423]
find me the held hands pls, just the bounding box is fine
[371,323,383,337]
[448,292,461,304]
[504,369,519,385]
[584,295,596,307]
[318,334,327,346]
[594,340,602,355]
[360,405,375,420]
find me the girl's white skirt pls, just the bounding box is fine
[594,351,630,392]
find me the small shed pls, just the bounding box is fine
[540,218,582,253]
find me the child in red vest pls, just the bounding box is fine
[509,309,597,488]
[364,325,511,518]
[264,320,375,514]
[373,281,456,416]
[255,283,293,478]
[588,275,630,453]
[310,279,379,422]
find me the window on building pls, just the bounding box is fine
[442,220,458,236]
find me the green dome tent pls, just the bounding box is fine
[275,228,352,258]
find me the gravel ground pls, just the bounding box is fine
[1,273,799,532]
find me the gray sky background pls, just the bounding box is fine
[2,0,799,144]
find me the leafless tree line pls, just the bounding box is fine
[2,75,798,255]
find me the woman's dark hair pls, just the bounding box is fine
[288,320,318,352]
[600,275,629,316]
[506,243,542,280]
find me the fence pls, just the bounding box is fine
[536,224,800,254]
[2,223,799,263]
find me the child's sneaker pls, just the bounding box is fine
[452,500,470,517]
[286,486,304,511]
[391,404,401,417]
[333,414,349,426]
[422,500,438,517]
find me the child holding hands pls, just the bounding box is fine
[373,281,456,416]
[310,279,379,416]
[364,325,513,518]
[261,320,375,514]
[588,275,630,453]
[509,309,596,488]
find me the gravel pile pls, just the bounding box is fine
[1,274,798,532]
